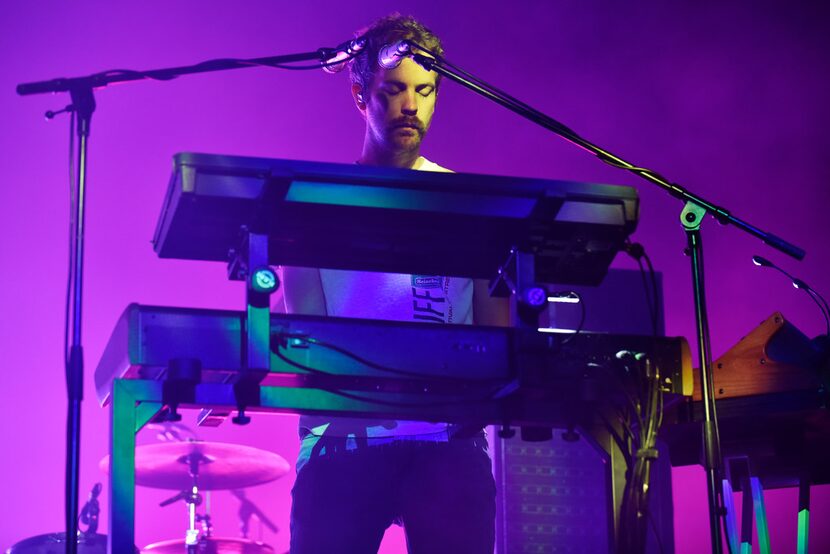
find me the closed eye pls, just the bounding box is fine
[380,82,435,97]
[381,83,405,95]
[417,85,435,97]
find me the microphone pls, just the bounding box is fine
[752,254,830,335]
[615,350,647,361]
[378,40,411,69]
[322,38,366,74]
[750,255,775,268]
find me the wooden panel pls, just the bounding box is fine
[693,312,821,400]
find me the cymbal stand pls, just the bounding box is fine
[197,513,214,538]
[159,483,203,553]
[178,485,201,553]
[185,453,205,553]
[159,485,210,553]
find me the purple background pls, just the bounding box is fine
[2,1,828,552]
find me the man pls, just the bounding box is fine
[284,14,508,554]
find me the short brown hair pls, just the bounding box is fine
[349,13,445,92]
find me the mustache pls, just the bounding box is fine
[389,118,424,132]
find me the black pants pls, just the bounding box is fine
[289,438,496,554]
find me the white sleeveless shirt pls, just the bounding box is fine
[296,157,474,470]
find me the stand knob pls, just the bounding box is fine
[232,409,251,425]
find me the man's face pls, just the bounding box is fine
[360,57,438,154]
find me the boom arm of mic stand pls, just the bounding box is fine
[16,50,333,96]
[411,53,805,260]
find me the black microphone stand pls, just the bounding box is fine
[410,51,804,554]
[15,45,346,554]
[65,83,94,554]
[231,489,279,538]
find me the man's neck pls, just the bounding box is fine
[359,142,422,169]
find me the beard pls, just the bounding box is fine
[383,117,426,152]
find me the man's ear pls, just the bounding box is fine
[352,83,367,117]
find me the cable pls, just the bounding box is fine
[85,50,362,85]
[804,287,830,337]
[615,355,666,554]
[646,506,668,554]
[271,346,334,377]
[271,347,504,409]
[753,255,830,337]
[64,110,75,373]
[281,334,503,383]
[625,240,661,338]
[636,257,657,336]
[598,411,634,469]
[63,110,78,554]
[642,250,662,337]
[559,291,586,345]
[812,289,830,332]
[598,362,645,431]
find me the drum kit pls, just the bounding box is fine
[7,434,290,554]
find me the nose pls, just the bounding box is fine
[401,90,417,116]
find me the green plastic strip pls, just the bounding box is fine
[797,508,809,554]
[721,479,741,554]
[750,477,772,554]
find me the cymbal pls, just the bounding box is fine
[142,537,275,553]
[99,441,290,490]
[7,533,109,554]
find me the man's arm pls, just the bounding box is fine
[282,267,328,316]
[472,278,510,326]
